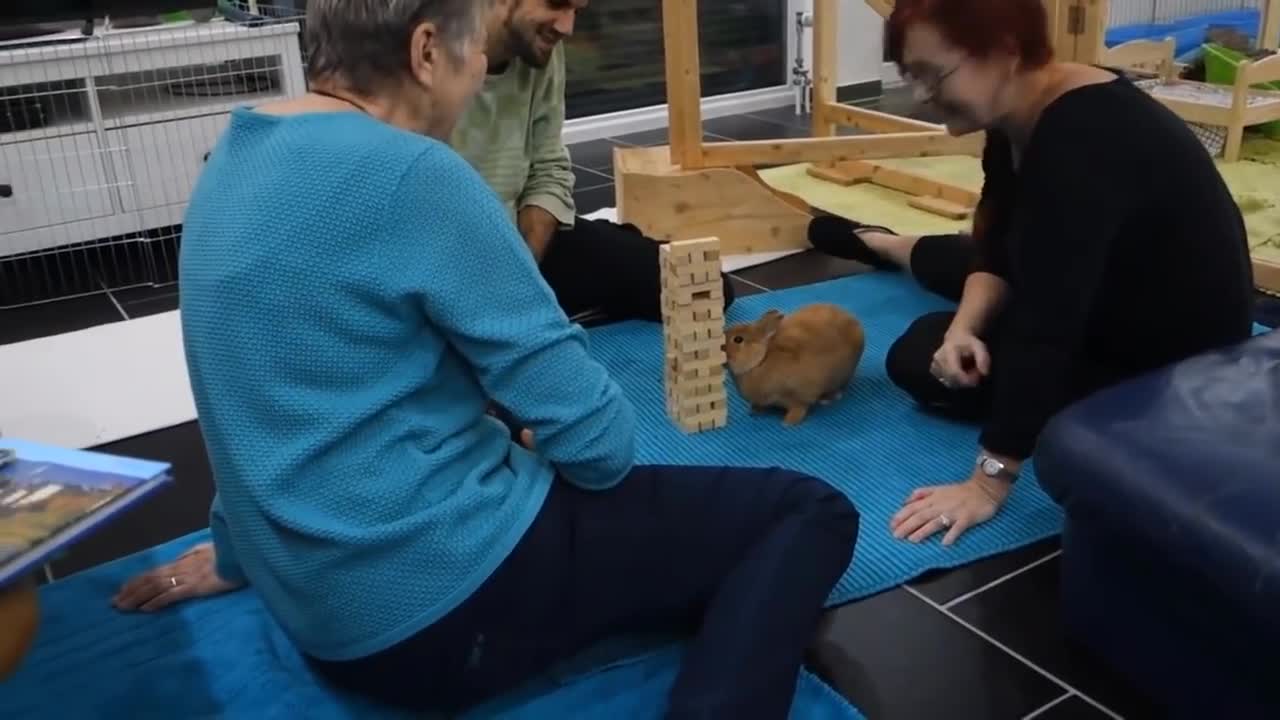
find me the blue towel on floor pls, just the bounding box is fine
[590,273,1271,603]
[0,530,861,719]
[590,271,1064,604]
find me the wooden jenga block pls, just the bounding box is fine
[806,161,876,186]
[661,287,724,311]
[659,237,728,434]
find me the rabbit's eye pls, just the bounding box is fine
[733,336,744,344]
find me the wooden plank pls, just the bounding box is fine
[1264,0,1280,51]
[615,147,812,255]
[661,0,704,169]
[806,162,875,186]
[1147,94,1229,126]
[908,195,974,219]
[736,166,813,212]
[698,131,986,167]
[1049,0,1076,62]
[811,0,838,138]
[1076,0,1109,65]
[865,0,894,18]
[822,102,945,133]
[1102,38,1175,79]
[816,159,981,205]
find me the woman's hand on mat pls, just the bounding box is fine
[890,475,1011,545]
[112,542,244,613]
[931,330,990,388]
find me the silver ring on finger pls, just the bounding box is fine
[937,513,953,528]
[169,576,179,588]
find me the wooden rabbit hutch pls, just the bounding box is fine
[614,0,1280,294]
[1100,0,1280,163]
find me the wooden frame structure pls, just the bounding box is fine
[614,0,1070,256]
[616,0,1280,293]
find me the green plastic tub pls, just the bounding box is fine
[1202,43,1280,139]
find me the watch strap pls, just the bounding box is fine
[977,453,1019,482]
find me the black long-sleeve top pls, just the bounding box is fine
[970,73,1256,460]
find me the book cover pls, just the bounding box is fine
[0,438,172,586]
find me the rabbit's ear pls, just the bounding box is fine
[759,309,784,338]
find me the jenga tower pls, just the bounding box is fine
[659,237,728,433]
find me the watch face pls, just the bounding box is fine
[981,458,1003,476]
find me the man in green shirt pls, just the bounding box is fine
[449,0,736,324]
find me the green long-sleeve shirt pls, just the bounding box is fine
[449,43,576,227]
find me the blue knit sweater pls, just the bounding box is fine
[179,107,636,661]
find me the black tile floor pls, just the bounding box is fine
[3,97,1276,719]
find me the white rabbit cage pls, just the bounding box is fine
[0,1,308,309]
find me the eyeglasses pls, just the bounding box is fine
[903,62,962,103]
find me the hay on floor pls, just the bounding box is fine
[757,137,1280,270]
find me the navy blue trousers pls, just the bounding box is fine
[307,464,860,719]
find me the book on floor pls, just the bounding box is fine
[0,438,172,587]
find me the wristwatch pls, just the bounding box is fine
[976,453,1019,483]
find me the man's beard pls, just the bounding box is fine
[510,26,555,68]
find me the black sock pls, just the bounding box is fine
[807,215,899,270]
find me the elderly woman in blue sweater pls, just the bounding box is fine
[110,1,858,716]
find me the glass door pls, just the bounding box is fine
[564,0,790,120]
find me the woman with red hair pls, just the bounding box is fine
[810,0,1255,545]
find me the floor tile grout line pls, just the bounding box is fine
[576,180,614,192]
[942,549,1063,609]
[729,274,772,293]
[574,165,614,182]
[601,136,641,147]
[599,131,736,148]
[902,585,1125,720]
[740,111,813,133]
[98,277,130,321]
[1022,691,1074,720]
[123,292,181,308]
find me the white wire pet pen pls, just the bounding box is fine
[0,2,309,309]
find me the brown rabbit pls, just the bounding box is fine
[723,303,865,426]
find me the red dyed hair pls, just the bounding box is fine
[885,0,1053,69]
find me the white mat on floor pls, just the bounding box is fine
[0,311,195,449]
[582,207,804,272]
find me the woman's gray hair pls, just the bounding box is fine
[305,0,489,94]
